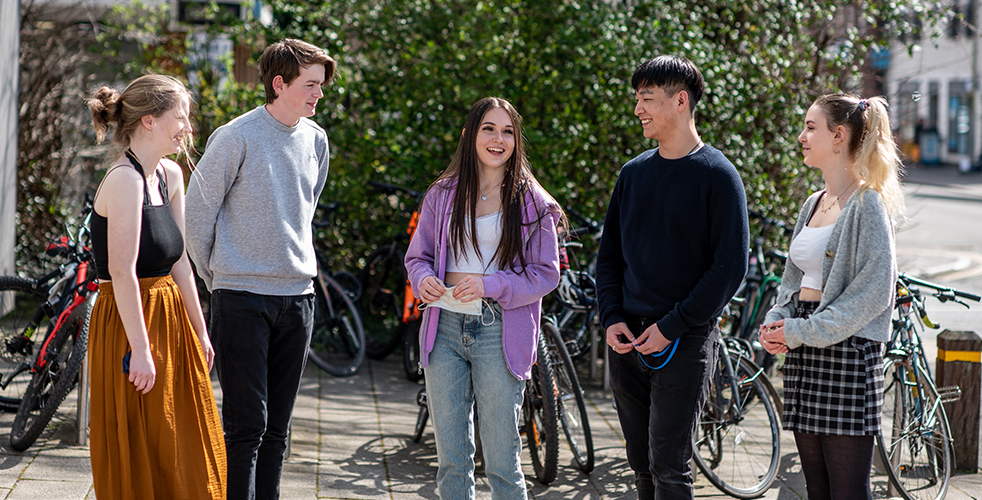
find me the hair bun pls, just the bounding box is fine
[87,86,122,143]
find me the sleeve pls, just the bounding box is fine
[481,200,562,309]
[656,167,750,340]
[404,189,441,298]
[184,127,244,292]
[781,196,896,349]
[595,174,626,328]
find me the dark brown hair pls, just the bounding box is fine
[260,38,336,104]
[430,97,565,273]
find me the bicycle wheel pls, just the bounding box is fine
[307,273,366,378]
[524,333,559,485]
[692,352,780,498]
[10,292,95,451]
[412,387,428,443]
[876,359,951,500]
[360,247,407,360]
[0,277,46,412]
[402,318,423,382]
[542,321,594,473]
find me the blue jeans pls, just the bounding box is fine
[424,302,528,500]
[211,289,314,500]
[608,318,718,500]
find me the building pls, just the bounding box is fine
[886,0,980,169]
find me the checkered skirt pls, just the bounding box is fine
[782,302,884,436]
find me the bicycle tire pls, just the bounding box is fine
[412,387,428,443]
[402,318,423,382]
[692,352,781,498]
[875,359,951,500]
[10,292,95,451]
[307,273,366,378]
[360,247,408,360]
[0,277,47,412]
[542,320,594,473]
[524,332,560,485]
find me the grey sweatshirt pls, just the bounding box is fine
[185,105,330,296]
[763,188,897,349]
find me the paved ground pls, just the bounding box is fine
[1,163,981,499]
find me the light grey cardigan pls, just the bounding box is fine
[763,188,896,349]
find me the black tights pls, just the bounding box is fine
[794,432,874,500]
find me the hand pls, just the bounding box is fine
[451,275,485,302]
[198,333,216,371]
[419,276,447,304]
[606,322,636,354]
[128,347,156,394]
[633,323,672,355]
[759,320,789,355]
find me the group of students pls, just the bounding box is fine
[83,35,902,500]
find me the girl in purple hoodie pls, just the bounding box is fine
[405,97,564,499]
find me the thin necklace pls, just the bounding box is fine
[686,140,702,156]
[480,183,500,201]
[820,178,859,214]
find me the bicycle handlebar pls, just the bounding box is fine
[564,205,602,238]
[749,209,794,236]
[900,273,982,303]
[368,180,424,201]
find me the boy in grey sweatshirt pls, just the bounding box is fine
[185,38,334,500]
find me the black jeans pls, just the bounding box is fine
[211,289,314,500]
[608,318,718,500]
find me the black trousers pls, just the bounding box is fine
[608,319,718,500]
[211,289,314,500]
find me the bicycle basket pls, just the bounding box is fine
[556,270,596,311]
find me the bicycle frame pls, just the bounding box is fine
[35,261,97,371]
[401,208,422,324]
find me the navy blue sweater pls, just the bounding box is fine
[596,145,749,341]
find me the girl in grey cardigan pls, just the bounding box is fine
[760,94,904,500]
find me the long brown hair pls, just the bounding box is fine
[814,93,905,222]
[430,97,564,273]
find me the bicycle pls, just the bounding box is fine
[306,202,367,378]
[692,335,781,498]
[411,325,562,485]
[719,210,791,374]
[547,206,604,378]
[540,317,594,473]
[873,273,979,500]
[0,196,99,451]
[359,180,425,381]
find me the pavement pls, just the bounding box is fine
[1,163,981,500]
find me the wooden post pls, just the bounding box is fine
[936,329,982,472]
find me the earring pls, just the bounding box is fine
[833,147,840,155]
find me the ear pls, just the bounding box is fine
[141,114,154,131]
[272,75,286,94]
[675,90,689,113]
[833,124,848,145]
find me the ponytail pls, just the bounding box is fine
[853,96,905,222]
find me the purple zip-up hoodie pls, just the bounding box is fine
[404,178,561,380]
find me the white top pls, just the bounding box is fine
[788,223,835,291]
[447,210,503,274]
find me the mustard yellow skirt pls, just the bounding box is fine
[89,275,226,499]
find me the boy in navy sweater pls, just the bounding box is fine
[596,55,749,499]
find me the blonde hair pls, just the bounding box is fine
[86,74,194,162]
[814,93,905,222]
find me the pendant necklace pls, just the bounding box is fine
[820,178,859,214]
[480,183,499,201]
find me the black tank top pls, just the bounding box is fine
[91,150,185,281]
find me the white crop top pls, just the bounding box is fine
[789,224,835,291]
[447,211,503,274]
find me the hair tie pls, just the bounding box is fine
[858,99,869,111]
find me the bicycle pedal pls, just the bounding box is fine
[937,385,962,403]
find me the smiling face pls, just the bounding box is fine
[634,85,681,141]
[150,93,192,156]
[798,105,843,168]
[474,107,516,171]
[270,64,326,125]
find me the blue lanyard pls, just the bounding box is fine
[637,338,680,370]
